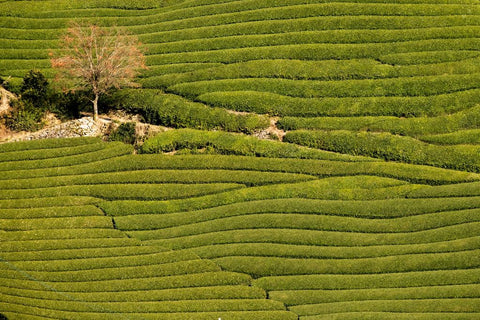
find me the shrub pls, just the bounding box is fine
[108,122,137,145]
[284,130,480,172]
[113,89,268,133]
[2,99,45,132]
[20,70,49,111]
[139,128,369,161]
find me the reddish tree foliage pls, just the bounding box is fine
[51,22,147,121]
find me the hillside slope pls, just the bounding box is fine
[1,0,480,319]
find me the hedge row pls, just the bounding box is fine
[0,205,103,219]
[169,73,480,100]
[3,245,165,262]
[140,129,369,161]
[115,209,480,237]
[4,13,480,43]
[141,59,394,87]
[145,38,480,65]
[113,89,268,133]
[0,237,137,252]
[2,228,122,241]
[292,299,479,316]
[139,223,480,249]
[0,137,100,153]
[0,216,111,231]
[2,271,252,292]
[379,49,480,65]
[270,283,480,306]
[5,251,201,272]
[0,296,285,313]
[185,237,480,260]
[301,312,480,319]
[143,57,480,88]
[0,183,244,201]
[108,197,480,226]
[0,307,295,320]
[0,142,133,172]
[3,37,480,73]
[0,285,266,302]
[284,130,480,171]
[420,129,480,145]
[138,27,480,56]
[277,105,480,136]
[3,1,480,29]
[213,249,480,277]
[408,181,480,198]
[197,88,480,117]
[0,142,108,163]
[139,63,223,78]
[1,259,218,281]
[254,268,480,290]
[0,196,100,209]
[0,169,315,190]
[100,191,480,218]
[9,27,480,58]
[6,153,478,185]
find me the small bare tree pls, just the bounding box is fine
[51,22,146,121]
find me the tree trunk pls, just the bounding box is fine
[92,94,99,121]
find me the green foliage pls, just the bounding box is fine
[20,70,49,110]
[277,106,480,136]
[113,89,268,133]
[197,89,480,117]
[1,70,52,132]
[140,128,370,161]
[420,129,480,145]
[108,122,137,145]
[2,99,44,131]
[284,130,480,172]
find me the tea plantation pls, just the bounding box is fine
[1,0,480,319]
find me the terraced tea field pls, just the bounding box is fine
[1,137,479,319]
[1,0,480,319]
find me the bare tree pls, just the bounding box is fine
[51,22,146,121]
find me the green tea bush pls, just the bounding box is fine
[291,299,479,316]
[420,129,480,145]
[0,271,251,292]
[0,137,100,153]
[0,216,111,231]
[270,283,480,306]
[284,130,480,171]
[254,268,480,291]
[187,237,480,260]
[140,128,369,161]
[0,205,102,219]
[116,209,480,236]
[3,152,477,185]
[141,59,394,88]
[379,50,480,65]
[214,249,480,277]
[277,105,480,136]
[2,245,163,261]
[0,142,106,162]
[135,223,480,249]
[0,169,315,189]
[146,38,480,65]
[0,183,244,200]
[197,89,480,117]
[0,142,132,172]
[113,89,268,133]
[169,73,480,99]
[107,197,480,224]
